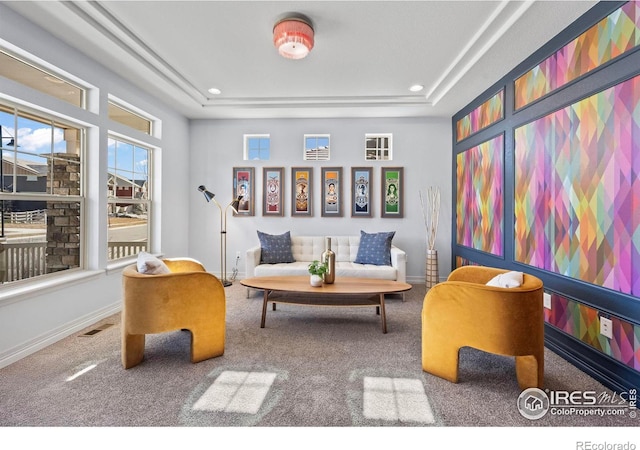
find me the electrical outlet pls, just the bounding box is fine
[543,292,552,310]
[236,251,241,259]
[600,316,613,339]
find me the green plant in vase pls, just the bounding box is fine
[308,260,328,287]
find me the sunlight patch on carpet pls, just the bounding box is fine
[65,363,98,382]
[363,377,435,424]
[192,370,277,414]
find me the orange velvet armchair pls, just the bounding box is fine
[121,258,226,369]
[422,265,544,389]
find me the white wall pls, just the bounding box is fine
[0,5,190,368]
[189,117,452,283]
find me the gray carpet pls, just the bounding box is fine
[0,282,637,435]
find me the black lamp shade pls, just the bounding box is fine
[230,195,243,213]
[198,185,215,202]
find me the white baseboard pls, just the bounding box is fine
[0,302,121,369]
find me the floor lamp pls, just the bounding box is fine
[198,185,242,287]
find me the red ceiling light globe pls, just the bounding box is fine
[273,15,314,60]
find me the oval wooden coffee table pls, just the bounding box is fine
[240,276,412,333]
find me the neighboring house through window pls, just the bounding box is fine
[0,103,84,283]
[107,136,151,261]
[365,133,392,160]
[304,134,330,161]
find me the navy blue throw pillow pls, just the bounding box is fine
[354,230,395,266]
[257,230,295,264]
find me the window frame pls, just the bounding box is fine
[0,101,86,285]
[106,133,153,262]
[108,101,153,136]
[365,133,393,161]
[303,134,330,161]
[0,48,87,109]
[243,134,271,161]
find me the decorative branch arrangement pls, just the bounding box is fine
[420,186,441,251]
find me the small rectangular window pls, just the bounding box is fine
[365,133,393,161]
[108,102,152,135]
[304,134,330,161]
[0,50,85,108]
[244,134,270,160]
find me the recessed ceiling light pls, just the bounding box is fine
[208,87,222,95]
[409,84,424,92]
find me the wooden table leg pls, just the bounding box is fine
[261,290,269,328]
[379,293,387,333]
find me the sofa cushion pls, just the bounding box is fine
[253,261,397,280]
[354,230,395,266]
[137,251,171,275]
[335,262,397,280]
[291,236,325,262]
[257,230,296,264]
[254,261,310,277]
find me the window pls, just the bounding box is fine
[365,134,392,160]
[107,137,150,261]
[244,134,270,160]
[0,103,84,283]
[0,50,85,108]
[304,134,330,161]
[108,101,152,135]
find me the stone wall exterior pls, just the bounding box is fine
[46,154,80,273]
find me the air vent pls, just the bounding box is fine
[79,323,114,337]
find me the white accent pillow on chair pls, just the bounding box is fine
[137,251,171,275]
[486,271,523,288]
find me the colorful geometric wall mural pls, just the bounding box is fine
[545,292,640,371]
[456,134,504,256]
[514,74,640,296]
[515,1,639,110]
[455,89,504,142]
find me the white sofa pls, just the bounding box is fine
[245,235,407,286]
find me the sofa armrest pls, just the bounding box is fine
[245,246,262,278]
[390,246,407,283]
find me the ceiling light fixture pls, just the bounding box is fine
[273,13,314,60]
[409,84,424,92]
[208,87,222,95]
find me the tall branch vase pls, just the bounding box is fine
[425,248,439,289]
[420,185,441,289]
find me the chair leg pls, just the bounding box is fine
[190,326,225,363]
[515,355,543,389]
[422,339,460,384]
[122,332,145,369]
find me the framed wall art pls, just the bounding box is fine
[381,167,403,218]
[351,167,373,217]
[263,167,284,216]
[291,167,313,216]
[321,167,343,217]
[233,167,255,216]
